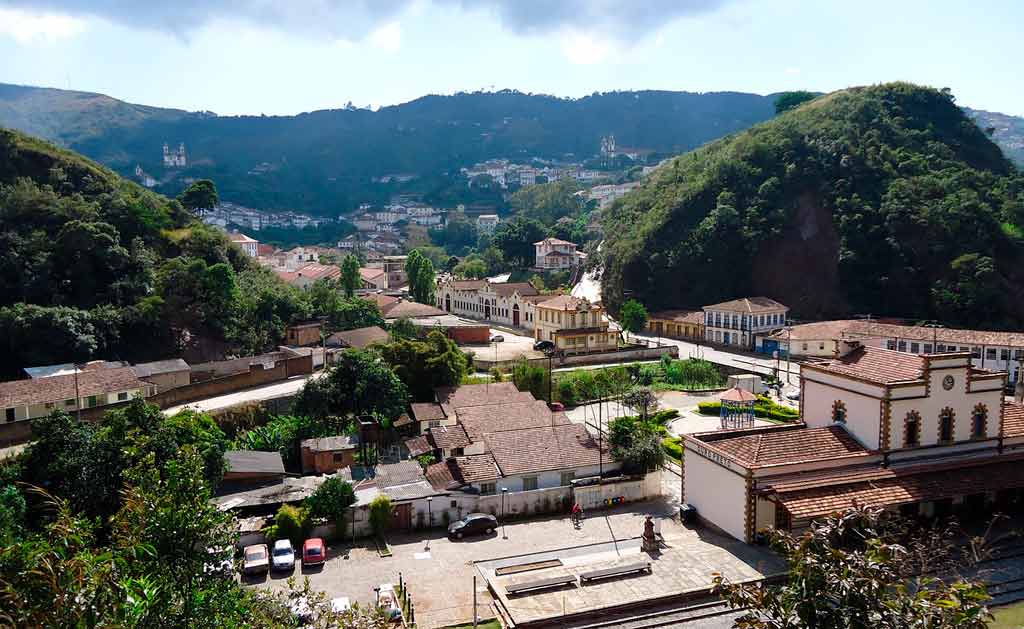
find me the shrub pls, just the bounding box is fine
[513,359,548,400]
[273,504,310,546]
[369,495,393,539]
[305,476,356,531]
[662,436,683,461]
[489,367,504,382]
[556,379,578,406]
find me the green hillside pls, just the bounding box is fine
[599,83,1024,329]
[966,106,1024,167]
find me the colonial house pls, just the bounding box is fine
[703,297,789,350]
[367,255,408,289]
[1,366,154,425]
[534,237,584,270]
[274,263,341,290]
[765,320,1024,385]
[477,214,500,234]
[435,278,545,330]
[359,267,388,290]
[228,232,259,257]
[646,310,705,341]
[535,295,617,354]
[681,344,1015,543]
[406,382,535,435]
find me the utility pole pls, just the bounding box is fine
[473,575,478,629]
[598,394,604,477]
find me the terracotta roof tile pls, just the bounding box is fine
[295,263,341,281]
[1004,402,1024,439]
[703,296,788,313]
[649,310,705,325]
[382,300,446,319]
[410,402,446,423]
[434,382,530,415]
[696,425,872,469]
[326,326,390,349]
[808,345,926,384]
[429,424,472,450]
[451,280,487,291]
[0,367,150,408]
[455,400,569,441]
[485,424,609,476]
[536,295,599,311]
[492,282,539,298]
[425,454,500,490]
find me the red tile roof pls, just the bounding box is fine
[405,435,433,457]
[535,295,599,311]
[409,402,446,423]
[648,310,705,325]
[451,280,487,291]
[429,424,472,450]
[492,282,539,298]
[425,454,500,490]
[775,456,1024,520]
[435,382,530,415]
[382,300,446,319]
[365,293,399,311]
[807,345,926,384]
[455,400,570,441]
[295,263,341,281]
[485,424,609,476]
[703,296,787,313]
[695,425,872,469]
[0,367,150,408]
[1004,402,1024,439]
[360,267,385,282]
[326,326,389,349]
[533,237,576,246]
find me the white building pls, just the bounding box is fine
[534,237,584,270]
[133,165,157,188]
[589,182,639,209]
[477,214,499,235]
[682,344,1016,543]
[436,278,543,330]
[703,297,789,350]
[162,142,187,168]
[228,232,259,258]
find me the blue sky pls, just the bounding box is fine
[0,0,1020,116]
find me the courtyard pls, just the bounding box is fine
[248,498,783,628]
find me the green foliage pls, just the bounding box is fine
[429,216,478,256]
[340,254,361,298]
[271,504,311,547]
[368,495,393,539]
[697,396,799,422]
[492,217,547,268]
[405,249,437,304]
[773,91,818,114]
[600,83,1024,329]
[388,316,418,340]
[333,297,385,332]
[553,365,632,405]
[661,358,725,389]
[662,436,683,462]
[622,386,659,420]
[453,254,488,279]
[509,179,586,225]
[488,367,504,382]
[377,330,471,401]
[619,299,648,336]
[292,349,409,422]
[512,359,549,401]
[177,179,219,218]
[607,417,665,474]
[0,482,25,545]
[233,414,350,468]
[714,506,993,628]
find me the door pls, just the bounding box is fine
[723,332,731,345]
[513,304,520,327]
[389,503,412,531]
[484,302,491,319]
[445,294,451,312]
[762,339,779,356]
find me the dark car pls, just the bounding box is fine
[533,340,555,352]
[448,513,498,539]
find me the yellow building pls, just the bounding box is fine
[646,310,705,341]
[534,296,617,354]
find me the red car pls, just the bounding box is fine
[302,538,326,567]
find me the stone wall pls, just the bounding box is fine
[149,354,313,409]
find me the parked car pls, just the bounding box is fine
[302,538,326,567]
[242,544,269,576]
[377,583,402,621]
[548,401,565,412]
[448,513,498,539]
[271,539,296,572]
[786,388,801,401]
[533,340,555,352]
[490,334,505,343]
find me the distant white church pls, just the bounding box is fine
[163,142,187,168]
[133,165,157,188]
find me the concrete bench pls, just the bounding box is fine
[579,562,652,583]
[505,575,577,596]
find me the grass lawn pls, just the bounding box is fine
[992,600,1024,628]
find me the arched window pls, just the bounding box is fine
[971,403,988,439]
[831,400,847,424]
[904,411,921,448]
[938,407,956,444]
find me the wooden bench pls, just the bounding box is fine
[505,575,577,596]
[579,562,652,583]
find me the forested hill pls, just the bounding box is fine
[0,84,779,213]
[599,83,1024,330]
[0,126,252,377]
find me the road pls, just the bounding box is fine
[162,372,322,415]
[630,330,801,384]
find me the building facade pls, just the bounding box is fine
[534,295,617,354]
[646,310,705,341]
[534,238,584,270]
[435,278,544,331]
[477,214,500,234]
[703,297,789,350]
[228,232,259,257]
[1,367,155,425]
[682,344,1015,543]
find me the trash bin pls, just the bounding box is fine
[679,503,697,524]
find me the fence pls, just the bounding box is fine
[148,353,313,409]
[478,485,572,519]
[573,470,662,511]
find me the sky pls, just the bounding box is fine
[0,0,1020,117]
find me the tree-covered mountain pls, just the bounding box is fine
[966,107,1024,167]
[0,84,783,214]
[599,83,1024,329]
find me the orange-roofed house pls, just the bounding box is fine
[534,295,617,354]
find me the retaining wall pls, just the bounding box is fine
[149,354,313,409]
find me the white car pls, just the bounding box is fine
[271,539,296,572]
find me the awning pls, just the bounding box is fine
[775,457,1024,520]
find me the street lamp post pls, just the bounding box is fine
[501,488,508,539]
[426,496,433,529]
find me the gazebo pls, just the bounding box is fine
[719,386,757,429]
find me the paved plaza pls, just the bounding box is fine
[248,498,782,628]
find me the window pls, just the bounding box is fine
[117,391,128,401]
[923,344,933,354]
[1015,350,1024,360]
[450,500,458,508]
[451,447,464,457]
[87,395,98,408]
[938,407,955,444]
[333,453,345,463]
[1001,349,1010,361]
[64,399,75,407]
[522,476,538,491]
[898,341,907,352]
[831,400,847,424]
[480,482,496,495]
[936,344,946,352]
[428,420,442,428]
[887,340,897,350]
[561,471,576,486]
[972,404,988,439]
[904,411,921,447]
[4,408,14,423]
[972,347,982,358]
[44,402,54,409]
[802,343,809,351]
[910,343,920,353]
[986,348,997,360]
[819,343,825,351]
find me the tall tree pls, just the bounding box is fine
[405,249,436,304]
[377,330,471,401]
[492,217,546,268]
[177,179,219,218]
[292,349,409,422]
[340,254,361,298]
[619,299,648,343]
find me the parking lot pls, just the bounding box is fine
[248,498,782,628]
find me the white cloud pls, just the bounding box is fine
[368,21,401,52]
[560,30,618,65]
[0,8,85,43]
